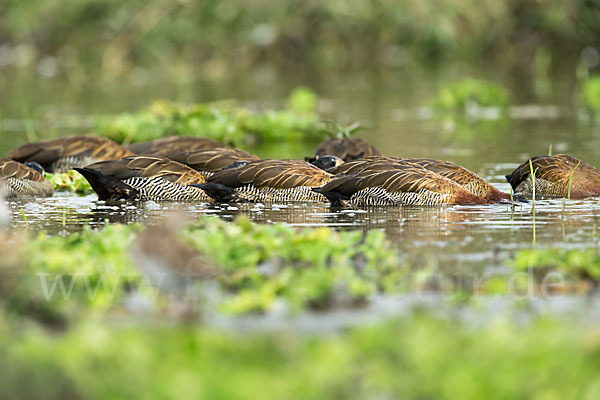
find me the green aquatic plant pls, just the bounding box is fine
[19,210,28,230]
[46,171,92,194]
[529,159,537,204]
[435,78,510,112]
[529,159,538,243]
[321,120,363,139]
[182,216,401,313]
[6,217,402,316]
[513,247,600,282]
[95,88,323,147]
[22,224,142,310]
[583,76,600,112]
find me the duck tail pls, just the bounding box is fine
[74,168,138,201]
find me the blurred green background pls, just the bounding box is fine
[3,0,599,76]
[1,0,599,118]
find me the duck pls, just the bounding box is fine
[314,157,500,206]
[325,156,511,203]
[306,137,381,165]
[315,163,492,207]
[506,154,600,198]
[193,158,340,203]
[0,158,54,198]
[126,136,228,156]
[74,156,209,202]
[157,147,261,176]
[9,135,134,173]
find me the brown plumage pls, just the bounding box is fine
[328,156,510,202]
[506,154,600,198]
[309,137,381,162]
[8,135,134,173]
[0,158,53,198]
[74,156,209,202]
[316,161,491,206]
[196,159,334,202]
[159,147,261,175]
[127,136,228,156]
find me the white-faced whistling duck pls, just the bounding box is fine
[0,158,54,198]
[313,157,508,206]
[9,135,134,173]
[193,158,341,203]
[74,156,209,202]
[323,156,511,203]
[506,154,600,198]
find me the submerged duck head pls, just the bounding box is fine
[309,155,344,170]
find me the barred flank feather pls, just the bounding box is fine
[76,156,210,202]
[123,177,209,202]
[198,159,335,203]
[0,158,53,198]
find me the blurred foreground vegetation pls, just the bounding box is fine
[1,0,599,79]
[4,216,600,398]
[3,312,600,399]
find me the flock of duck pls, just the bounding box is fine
[1,134,599,207]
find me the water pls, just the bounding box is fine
[3,62,600,311]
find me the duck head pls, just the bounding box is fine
[308,155,344,170]
[24,161,46,176]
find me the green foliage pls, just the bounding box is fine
[46,170,92,194]
[322,120,363,139]
[95,88,322,147]
[435,78,510,112]
[4,217,401,316]
[583,76,600,112]
[513,247,600,281]
[286,86,318,113]
[16,224,141,314]
[2,313,600,400]
[183,217,401,313]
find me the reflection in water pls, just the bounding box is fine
[6,185,600,254]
